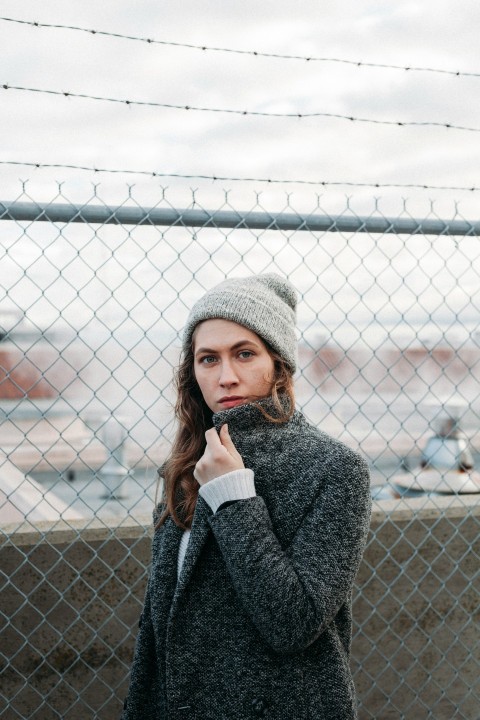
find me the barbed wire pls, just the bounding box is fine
[1,160,479,192]
[2,83,479,133]
[1,16,478,79]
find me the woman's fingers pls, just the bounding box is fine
[219,424,243,462]
[204,427,223,451]
[194,425,244,484]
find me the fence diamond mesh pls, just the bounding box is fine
[0,185,479,719]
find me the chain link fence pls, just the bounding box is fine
[1,184,479,718]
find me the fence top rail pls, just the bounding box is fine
[1,200,480,236]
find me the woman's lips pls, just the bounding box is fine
[218,396,246,409]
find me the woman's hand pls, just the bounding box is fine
[194,424,245,485]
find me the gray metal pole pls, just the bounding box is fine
[1,201,479,236]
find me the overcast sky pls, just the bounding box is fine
[1,0,480,339]
[1,0,479,214]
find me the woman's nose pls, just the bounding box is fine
[219,360,238,386]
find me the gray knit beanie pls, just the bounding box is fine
[183,273,298,372]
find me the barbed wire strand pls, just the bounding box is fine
[1,16,478,80]
[1,160,478,192]
[2,83,479,133]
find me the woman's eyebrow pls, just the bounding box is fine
[195,339,259,356]
[194,346,216,356]
[230,340,259,350]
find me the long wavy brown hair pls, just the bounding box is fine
[156,332,295,530]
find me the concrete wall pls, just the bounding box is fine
[1,496,479,719]
[353,495,480,719]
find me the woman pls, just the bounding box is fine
[121,274,371,720]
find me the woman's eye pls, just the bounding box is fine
[238,350,254,359]
[200,355,217,364]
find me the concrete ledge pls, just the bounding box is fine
[371,492,480,523]
[0,513,154,547]
[3,493,479,542]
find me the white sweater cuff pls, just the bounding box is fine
[198,469,256,513]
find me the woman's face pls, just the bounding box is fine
[193,318,275,413]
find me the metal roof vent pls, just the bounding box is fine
[393,403,480,495]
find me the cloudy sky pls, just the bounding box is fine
[1,0,479,213]
[2,1,480,341]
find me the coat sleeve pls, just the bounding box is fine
[207,451,371,655]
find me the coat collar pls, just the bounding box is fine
[175,496,211,591]
[165,495,212,620]
[212,395,296,432]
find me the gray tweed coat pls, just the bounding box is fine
[121,400,371,720]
